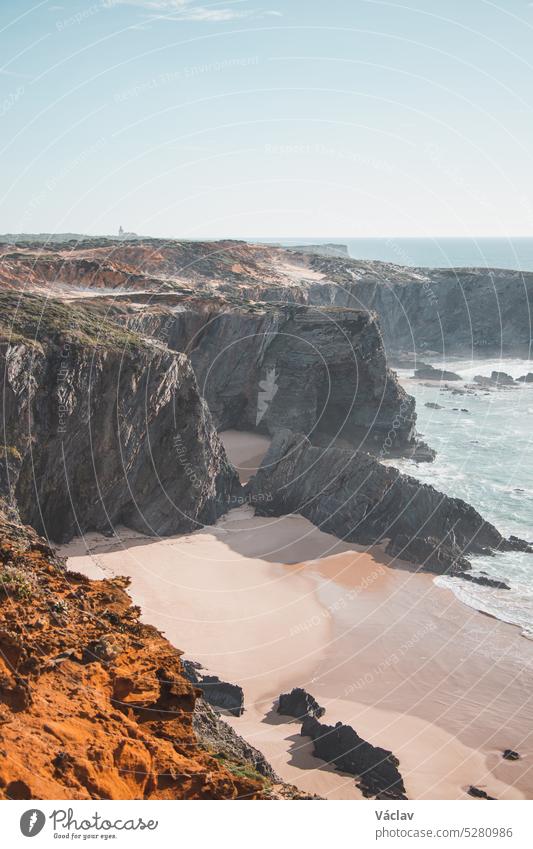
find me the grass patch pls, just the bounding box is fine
[210,752,269,786]
[0,292,149,352]
[0,565,35,600]
[0,445,22,462]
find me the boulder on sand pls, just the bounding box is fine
[277,688,325,720]
[301,716,407,800]
[182,661,244,717]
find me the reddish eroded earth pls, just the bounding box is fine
[0,238,322,298]
[0,518,268,800]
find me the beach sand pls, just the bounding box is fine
[61,426,533,800]
[220,429,271,484]
[62,503,533,801]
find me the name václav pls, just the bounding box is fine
[375,810,414,821]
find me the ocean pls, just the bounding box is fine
[270,236,533,272]
[392,361,533,638]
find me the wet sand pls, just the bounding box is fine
[62,506,533,801]
[220,430,271,484]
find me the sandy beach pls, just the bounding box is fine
[62,504,533,801]
[220,430,272,484]
[59,429,533,801]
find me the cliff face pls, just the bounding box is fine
[0,518,271,800]
[166,302,417,455]
[0,292,239,543]
[258,256,533,357]
[248,430,527,577]
[2,239,530,356]
[0,243,424,459]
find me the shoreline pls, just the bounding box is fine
[61,506,533,801]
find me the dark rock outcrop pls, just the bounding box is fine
[489,371,516,385]
[248,430,531,577]
[401,440,436,463]
[287,258,533,357]
[502,749,520,761]
[277,688,325,720]
[518,373,533,383]
[192,698,278,779]
[0,293,240,543]
[167,302,419,459]
[414,363,461,381]
[474,371,516,388]
[183,660,244,717]
[467,786,496,800]
[301,716,407,800]
[458,572,510,590]
[508,535,533,552]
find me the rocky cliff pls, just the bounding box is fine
[254,254,533,358]
[0,243,426,459]
[0,516,301,800]
[248,429,529,578]
[165,301,418,457]
[2,238,530,356]
[0,292,239,543]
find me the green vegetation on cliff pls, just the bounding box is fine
[0,292,149,351]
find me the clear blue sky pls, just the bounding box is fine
[1,0,533,238]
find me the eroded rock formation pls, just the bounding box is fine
[248,429,530,577]
[277,688,325,721]
[182,660,244,717]
[0,292,240,543]
[0,517,279,800]
[301,716,407,800]
[2,238,530,356]
[166,302,417,457]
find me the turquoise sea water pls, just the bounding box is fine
[391,360,533,638]
[270,237,533,272]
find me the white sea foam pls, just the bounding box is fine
[393,360,533,635]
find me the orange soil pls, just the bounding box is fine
[0,518,268,800]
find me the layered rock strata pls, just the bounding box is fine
[165,302,419,458]
[0,292,239,543]
[248,430,530,578]
[277,688,325,721]
[301,716,407,800]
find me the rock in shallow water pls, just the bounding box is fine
[414,363,462,381]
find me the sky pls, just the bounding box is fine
[1,0,533,238]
